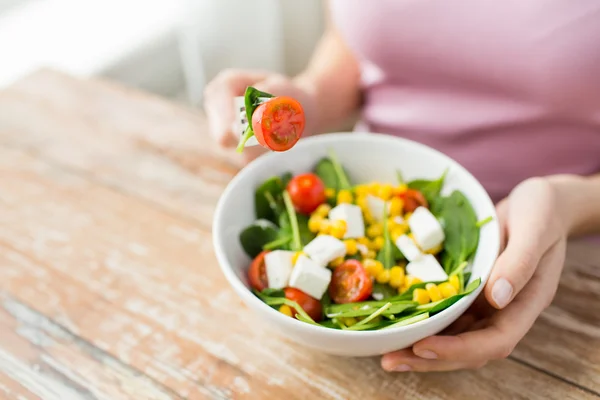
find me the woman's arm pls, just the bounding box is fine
[550,174,600,236]
[294,16,362,134]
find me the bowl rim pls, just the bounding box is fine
[213,132,500,337]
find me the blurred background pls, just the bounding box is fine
[0,0,325,104]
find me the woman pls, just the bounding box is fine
[204,1,600,372]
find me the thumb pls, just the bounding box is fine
[484,179,560,309]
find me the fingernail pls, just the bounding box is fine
[415,350,438,359]
[393,364,412,372]
[492,278,513,308]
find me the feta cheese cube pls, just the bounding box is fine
[408,207,445,251]
[406,254,449,282]
[265,250,295,289]
[366,195,386,221]
[303,235,347,267]
[289,255,332,299]
[395,234,423,261]
[329,204,365,238]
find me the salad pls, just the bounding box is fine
[236,87,305,153]
[239,150,492,331]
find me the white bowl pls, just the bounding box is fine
[213,132,500,357]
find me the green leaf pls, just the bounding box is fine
[239,220,279,258]
[257,288,285,299]
[314,158,339,189]
[350,303,392,328]
[382,312,430,329]
[237,87,274,153]
[476,216,493,228]
[375,204,395,269]
[280,172,293,188]
[255,177,284,223]
[325,301,415,318]
[416,278,481,314]
[396,170,405,185]
[282,191,302,251]
[327,149,352,190]
[296,214,316,247]
[262,235,292,251]
[371,283,398,300]
[407,168,448,205]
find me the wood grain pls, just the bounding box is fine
[0,69,598,399]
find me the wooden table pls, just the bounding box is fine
[0,70,598,400]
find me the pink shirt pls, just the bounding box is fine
[330,1,600,202]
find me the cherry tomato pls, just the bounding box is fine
[252,96,305,152]
[248,250,270,291]
[329,260,373,304]
[284,287,323,321]
[286,173,326,215]
[399,189,429,213]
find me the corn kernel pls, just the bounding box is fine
[404,275,422,288]
[341,317,357,327]
[357,237,370,246]
[368,182,381,195]
[355,185,369,197]
[356,195,368,210]
[344,239,358,256]
[308,215,323,233]
[376,269,391,284]
[387,217,397,230]
[372,236,385,251]
[449,275,460,291]
[366,250,377,259]
[279,305,293,317]
[390,266,405,280]
[438,282,458,298]
[325,188,336,199]
[425,243,444,255]
[319,219,332,235]
[329,256,345,268]
[412,288,431,305]
[364,259,384,277]
[398,284,408,294]
[425,283,443,302]
[364,212,376,225]
[337,190,353,204]
[367,223,383,238]
[393,184,408,195]
[292,251,304,265]
[389,197,404,216]
[378,184,394,200]
[330,219,347,239]
[391,225,409,242]
[314,204,331,218]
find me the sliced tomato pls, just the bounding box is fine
[399,189,429,213]
[248,250,270,291]
[284,287,323,321]
[252,96,305,152]
[329,260,373,304]
[286,173,326,214]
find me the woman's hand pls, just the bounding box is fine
[381,178,568,372]
[203,69,316,163]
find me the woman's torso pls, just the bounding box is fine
[330,0,600,202]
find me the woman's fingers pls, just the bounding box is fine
[484,178,561,309]
[381,349,485,372]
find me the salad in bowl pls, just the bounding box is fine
[213,133,500,356]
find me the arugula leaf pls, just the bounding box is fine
[325,301,415,318]
[416,278,481,314]
[239,219,279,258]
[254,176,284,223]
[237,87,274,152]
[407,168,448,205]
[282,191,302,251]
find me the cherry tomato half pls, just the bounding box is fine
[252,96,305,152]
[399,189,428,213]
[328,260,373,304]
[284,287,323,321]
[286,173,326,214]
[248,250,270,291]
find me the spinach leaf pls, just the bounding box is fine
[258,288,285,298]
[433,191,479,274]
[262,235,292,251]
[325,300,415,318]
[237,87,274,152]
[296,214,316,247]
[280,171,293,188]
[314,158,339,189]
[282,191,302,251]
[371,283,398,300]
[255,176,284,223]
[239,219,279,258]
[407,168,448,205]
[376,204,400,269]
[382,312,429,329]
[416,278,481,314]
[327,149,352,190]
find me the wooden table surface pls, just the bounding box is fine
[0,70,598,400]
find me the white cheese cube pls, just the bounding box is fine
[366,195,386,222]
[265,250,295,289]
[328,204,365,239]
[406,254,449,282]
[289,255,332,299]
[395,234,423,262]
[408,207,445,251]
[303,235,347,267]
